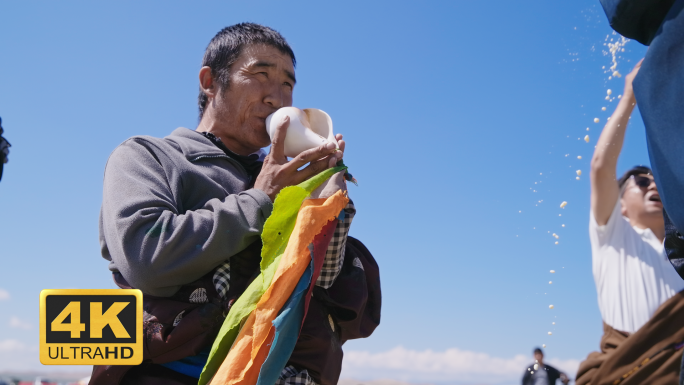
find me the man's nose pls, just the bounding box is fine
[263,85,284,109]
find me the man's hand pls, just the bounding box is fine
[255,115,345,201]
[624,59,643,96]
[559,372,570,384]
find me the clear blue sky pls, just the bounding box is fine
[0,1,650,384]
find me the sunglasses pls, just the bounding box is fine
[631,174,655,188]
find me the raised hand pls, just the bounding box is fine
[254,115,345,201]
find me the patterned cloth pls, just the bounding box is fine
[275,365,317,385]
[213,262,231,300]
[213,200,355,299]
[316,200,356,289]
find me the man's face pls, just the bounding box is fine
[213,44,295,152]
[534,352,543,364]
[621,174,663,220]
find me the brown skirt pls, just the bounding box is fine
[576,291,684,385]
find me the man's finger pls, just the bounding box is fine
[337,138,346,153]
[285,141,337,171]
[635,58,644,69]
[269,115,289,162]
[294,154,335,184]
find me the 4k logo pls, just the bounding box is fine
[40,289,142,365]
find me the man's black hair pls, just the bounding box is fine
[533,347,543,355]
[197,23,296,120]
[618,165,653,189]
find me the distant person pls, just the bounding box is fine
[575,60,684,385]
[522,348,569,385]
[0,116,10,182]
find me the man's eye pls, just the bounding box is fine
[284,82,293,89]
[258,72,268,78]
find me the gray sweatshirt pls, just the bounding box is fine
[99,127,273,297]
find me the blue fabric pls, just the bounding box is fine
[159,346,211,379]
[256,260,313,385]
[632,0,684,251]
[630,0,684,279]
[600,0,676,45]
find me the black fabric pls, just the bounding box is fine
[521,363,562,385]
[664,209,684,280]
[600,0,677,45]
[0,121,10,182]
[120,363,198,385]
[287,236,382,385]
[200,132,263,181]
[90,241,263,385]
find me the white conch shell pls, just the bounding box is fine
[265,107,337,158]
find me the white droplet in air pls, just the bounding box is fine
[578,155,582,159]
[550,270,556,273]
[607,89,612,95]
[552,322,556,325]
[576,177,580,180]
[576,170,582,176]
[548,331,553,335]
[534,364,539,370]
[562,224,565,227]
[549,281,553,284]
[605,96,610,100]
[542,344,547,348]
[594,118,600,123]
[585,135,590,142]
[549,305,554,309]
[587,127,590,131]
[555,241,558,245]
[560,201,568,208]
[602,107,606,111]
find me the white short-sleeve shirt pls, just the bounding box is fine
[589,199,684,333]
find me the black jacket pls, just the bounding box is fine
[522,363,563,385]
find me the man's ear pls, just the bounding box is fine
[199,66,217,98]
[621,197,629,218]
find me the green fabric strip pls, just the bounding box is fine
[198,166,346,385]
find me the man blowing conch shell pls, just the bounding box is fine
[91,23,380,385]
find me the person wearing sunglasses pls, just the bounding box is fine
[575,60,684,384]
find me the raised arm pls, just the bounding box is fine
[590,60,642,225]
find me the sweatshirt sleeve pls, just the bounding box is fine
[99,138,273,297]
